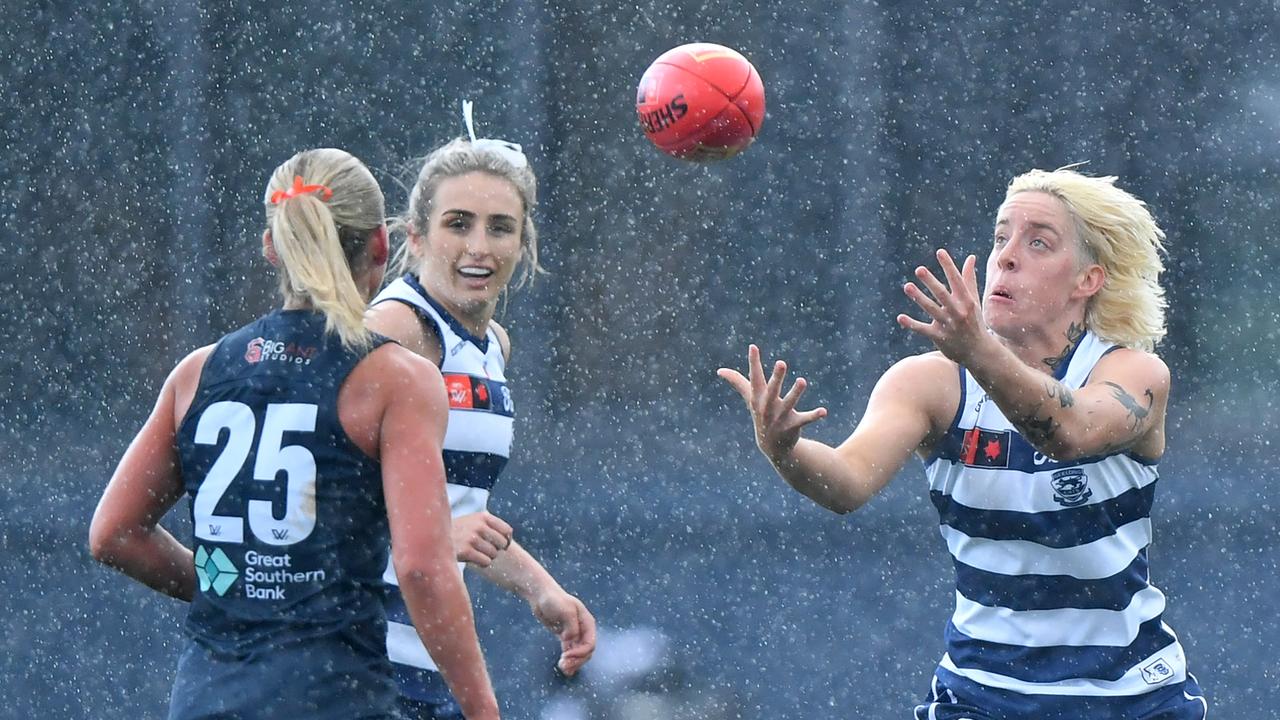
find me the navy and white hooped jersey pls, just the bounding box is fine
[371,274,515,676]
[923,331,1192,707]
[172,310,398,717]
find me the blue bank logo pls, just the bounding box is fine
[195,546,239,596]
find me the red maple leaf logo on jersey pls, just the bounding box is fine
[474,382,489,403]
[983,439,1003,461]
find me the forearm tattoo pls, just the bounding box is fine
[1104,381,1154,431]
[1011,382,1074,449]
[1042,321,1087,373]
[1016,412,1060,447]
[1047,381,1075,408]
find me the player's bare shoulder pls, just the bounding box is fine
[882,351,960,400]
[877,351,962,443]
[366,301,438,362]
[1089,346,1171,432]
[1092,346,1171,391]
[341,342,448,458]
[358,341,445,399]
[170,344,217,426]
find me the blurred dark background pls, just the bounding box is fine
[3,1,1277,717]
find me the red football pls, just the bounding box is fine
[635,43,766,161]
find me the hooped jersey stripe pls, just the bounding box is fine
[371,275,515,676]
[923,331,1188,699]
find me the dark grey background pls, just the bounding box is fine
[3,1,1277,718]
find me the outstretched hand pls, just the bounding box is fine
[897,249,989,365]
[452,511,514,567]
[532,591,597,677]
[717,344,827,463]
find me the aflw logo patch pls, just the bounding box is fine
[443,373,513,415]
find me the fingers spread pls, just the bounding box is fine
[962,254,979,295]
[765,359,788,401]
[717,368,751,400]
[897,313,936,338]
[904,282,942,318]
[914,265,950,306]
[747,344,766,392]
[779,376,808,414]
[936,249,967,301]
[793,407,827,428]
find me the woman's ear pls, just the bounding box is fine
[1074,263,1106,299]
[262,230,280,266]
[370,225,389,267]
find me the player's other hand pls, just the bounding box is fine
[897,249,988,365]
[718,344,827,463]
[532,590,596,677]
[452,511,514,567]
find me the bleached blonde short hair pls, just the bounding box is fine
[1006,168,1167,351]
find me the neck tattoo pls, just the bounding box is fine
[1042,321,1086,373]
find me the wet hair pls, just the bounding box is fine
[1005,168,1168,351]
[263,148,385,349]
[391,137,543,289]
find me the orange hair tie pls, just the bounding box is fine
[270,175,334,204]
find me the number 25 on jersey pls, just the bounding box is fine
[191,401,318,547]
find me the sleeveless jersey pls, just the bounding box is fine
[923,331,1192,711]
[172,310,398,718]
[371,274,515,681]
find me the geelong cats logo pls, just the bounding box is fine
[1050,468,1092,507]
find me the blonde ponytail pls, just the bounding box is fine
[263,149,386,350]
[269,193,372,350]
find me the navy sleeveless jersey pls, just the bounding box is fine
[171,310,400,719]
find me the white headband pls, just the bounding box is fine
[462,99,528,169]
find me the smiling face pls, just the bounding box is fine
[410,171,525,324]
[984,191,1104,342]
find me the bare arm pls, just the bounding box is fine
[380,354,499,720]
[470,538,596,676]
[89,349,210,601]
[964,342,1168,460]
[718,345,947,514]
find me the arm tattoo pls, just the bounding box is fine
[1104,381,1154,431]
[1017,412,1060,447]
[1042,321,1087,372]
[1046,381,1075,408]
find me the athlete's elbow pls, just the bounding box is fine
[828,496,869,515]
[392,552,453,590]
[1030,434,1094,463]
[795,481,871,515]
[809,488,867,515]
[88,515,123,566]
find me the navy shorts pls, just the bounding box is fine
[168,634,401,720]
[912,671,1207,720]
